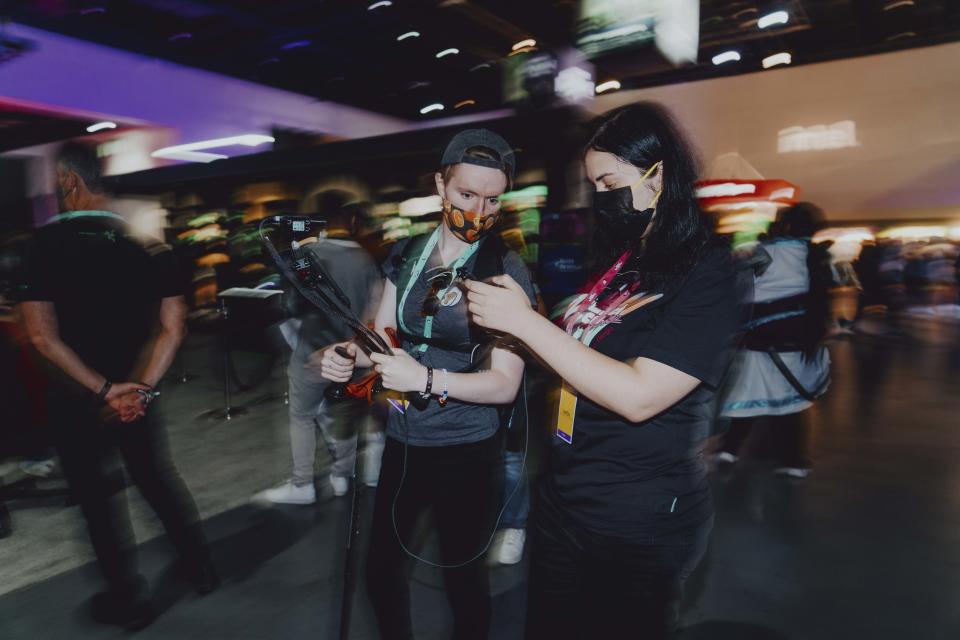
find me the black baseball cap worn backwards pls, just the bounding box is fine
[440,129,516,182]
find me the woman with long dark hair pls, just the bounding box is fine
[318,129,537,640]
[465,103,746,638]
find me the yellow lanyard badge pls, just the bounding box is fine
[555,382,578,444]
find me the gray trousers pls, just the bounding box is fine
[288,363,360,487]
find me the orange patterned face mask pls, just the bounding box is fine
[441,199,501,244]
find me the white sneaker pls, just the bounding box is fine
[495,528,526,565]
[362,434,385,488]
[714,452,738,465]
[329,475,349,497]
[255,481,316,505]
[774,467,810,479]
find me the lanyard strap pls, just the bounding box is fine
[396,227,480,354]
[49,210,124,224]
[563,249,633,335]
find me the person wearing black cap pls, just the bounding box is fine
[319,129,537,640]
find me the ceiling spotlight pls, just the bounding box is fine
[281,40,311,51]
[470,62,492,72]
[712,50,741,65]
[886,31,917,41]
[595,80,621,94]
[758,10,789,29]
[397,31,420,41]
[151,134,275,163]
[86,121,117,133]
[436,48,459,58]
[367,1,392,10]
[420,103,444,115]
[168,32,192,42]
[512,39,536,51]
[80,7,107,15]
[454,99,476,109]
[762,52,792,68]
[883,0,915,9]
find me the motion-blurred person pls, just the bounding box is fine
[490,407,529,566]
[320,129,537,640]
[466,103,745,639]
[717,203,833,478]
[256,191,383,505]
[0,237,55,476]
[20,142,215,630]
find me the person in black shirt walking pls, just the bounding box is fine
[20,142,215,630]
[466,103,747,639]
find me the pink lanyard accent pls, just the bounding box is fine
[563,250,634,335]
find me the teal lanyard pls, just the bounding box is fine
[49,210,124,224]
[396,226,480,354]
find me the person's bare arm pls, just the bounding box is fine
[21,301,149,420]
[135,295,188,388]
[22,301,105,393]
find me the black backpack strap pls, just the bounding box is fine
[468,235,508,347]
[395,234,432,293]
[392,233,432,343]
[765,349,827,402]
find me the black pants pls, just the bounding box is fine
[50,398,208,597]
[366,434,500,640]
[525,487,712,640]
[721,412,810,469]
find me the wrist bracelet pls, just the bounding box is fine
[439,369,449,407]
[421,366,434,398]
[96,380,112,404]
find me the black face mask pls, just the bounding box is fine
[592,186,656,240]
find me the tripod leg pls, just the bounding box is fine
[337,417,366,640]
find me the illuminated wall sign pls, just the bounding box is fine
[778,121,859,153]
[696,182,757,198]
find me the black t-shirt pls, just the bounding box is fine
[20,213,185,383]
[546,245,745,538]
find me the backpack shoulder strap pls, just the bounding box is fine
[394,233,432,295]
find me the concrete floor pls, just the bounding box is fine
[2,323,959,639]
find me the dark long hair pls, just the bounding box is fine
[584,102,713,292]
[768,202,832,357]
[767,201,824,240]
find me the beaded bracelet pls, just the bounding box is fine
[438,369,449,407]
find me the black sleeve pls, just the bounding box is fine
[636,248,744,389]
[18,229,57,302]
[381,238,410,285]
[150,246,189,299]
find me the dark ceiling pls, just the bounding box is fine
[4,0,959,119]
[0,104,96,152]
